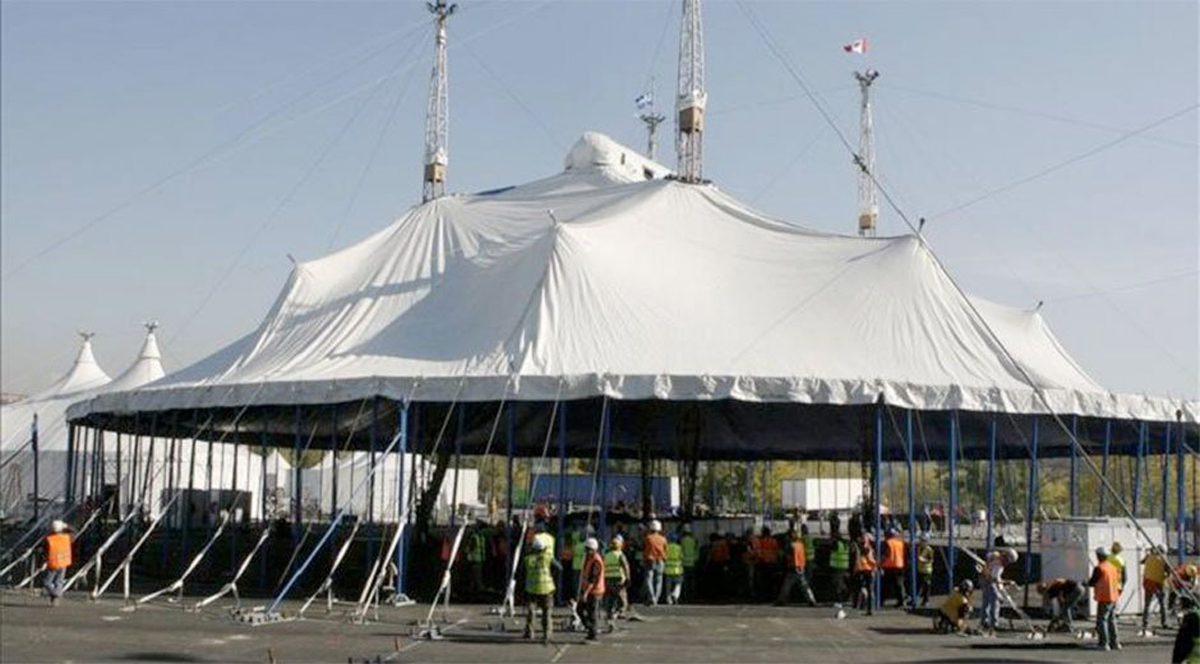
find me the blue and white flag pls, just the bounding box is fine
[634,92,654,110]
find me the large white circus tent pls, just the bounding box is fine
[67,133,1194,466]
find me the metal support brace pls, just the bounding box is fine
[136,511,231,606]
[91,493,182,600]
[1023,417,1039,604]
[1069,416,1078,517]
[353,521,411,623]
[872,400,883,610]
[416,523,469,639]
[1100,420,1112,515]
[63,505,141,594]
[297,521,358,617]
[1133,421,1146,517]
[195,524,273,611]
[1162,424,1172,526]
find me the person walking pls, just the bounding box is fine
[774,529,817,606]
[828,526,851,608]
[1087,546,1122,651]
[603,535,630,628]
[852,533,877,615]
[43,520,73,606]
[880,528,907,609]
[916,533,935,607]
[523,536,561,644]
[642,520,667,606]
[664,532,685,605]
[579,537,606,642]
[680,524,699,603]
[1143,545,1170,633]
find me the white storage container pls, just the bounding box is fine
[1040,517,1166,616]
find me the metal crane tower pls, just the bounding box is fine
[423,1,456,203]
[854,69,880,236]
[675,0,707,183]
[639,80,667,161]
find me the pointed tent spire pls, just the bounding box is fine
[37,331,112,398]
[108,322,166,391]
[675,0,707,183]
[422,1,457,202]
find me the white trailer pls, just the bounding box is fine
[780,478,863,512]
[1040,517,1166,617]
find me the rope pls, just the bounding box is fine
[584,395,611,531]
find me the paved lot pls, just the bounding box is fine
[0,590,1175,663]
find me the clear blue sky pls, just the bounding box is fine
[2,1,1196,400]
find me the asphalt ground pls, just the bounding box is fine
[0,589,1175,663]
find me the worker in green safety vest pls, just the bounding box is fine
[523,535,561,644]
[800,523,817,586]
[680,524,698,603]
[465,521,488,597]
[603,535,630,627]
[664,532,685,605]
[828,526,851,608]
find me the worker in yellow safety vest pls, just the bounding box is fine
[1086,546,1122,652]
[916,533,935,608]
[664,533,684,605]
[680,524,698,602]
[43,520,73,606]
[523,535,561,644]
[1143,545,1170,632]
[603,535,630,628]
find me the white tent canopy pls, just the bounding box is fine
[65,133,1195,456]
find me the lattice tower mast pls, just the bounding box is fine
[640,79,667,162]
[675,0,707,183]
[423,1,456,203]
[855,69,880,236]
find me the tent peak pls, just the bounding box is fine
[564,132,672,182]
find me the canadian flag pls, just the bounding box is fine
[843,38,868,54]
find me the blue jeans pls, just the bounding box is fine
[981,583,1001,629]
[1096,602,1119,648]
[643,561,664,605]
[44,568,66,599]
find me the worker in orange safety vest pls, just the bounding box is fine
[774,530,816,606]
[43,520,73,606]
[880,528,908,609]
[579,537,606,642]
[1086,546,1122,652]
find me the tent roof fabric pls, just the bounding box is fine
[3,331,164,453]
[65,133,1195,448]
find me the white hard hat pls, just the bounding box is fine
[650,520,662,532]
[530,536,547,552]
[51,520,67,533]
[585,537,599,551]
[1004,547,1019,563]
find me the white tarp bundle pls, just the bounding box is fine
[66,132,1195,427]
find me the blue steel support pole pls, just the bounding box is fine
[905,409,917,605]
[259,410,269,589]
[330,404,338,516]
[1133,421,1146,518]
[505,404,515,585]
[873,400,883,610]
[1163,424,1172,526]
[746,461,754,515]
[32,415,39,522]
[600,403,611,543]
[293,405,302,545]
[450,408,463,529]
[985,415,997,551]
[396,402,409,595]
[1024,418,1039,589]
[948,411,958,594]
[1177,419,1187,564]
[1100,420,1111,515]
[1069,416,1078,517]
[65,424,75,506]
[557,402,568,605]
[367,399,378,571]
